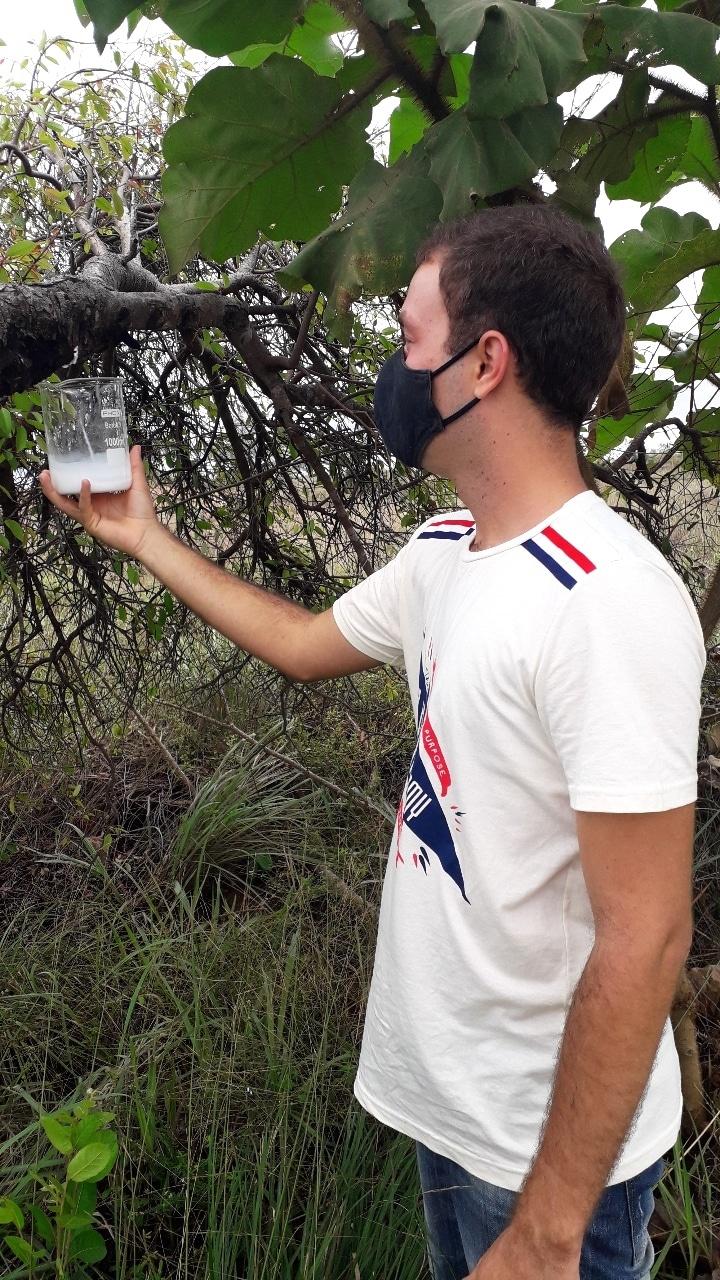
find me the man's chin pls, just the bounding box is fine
[417,439,445,477]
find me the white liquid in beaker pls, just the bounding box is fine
[49,448,132,495]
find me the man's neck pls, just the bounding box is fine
[457,471,591,555]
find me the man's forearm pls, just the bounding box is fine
[138,521,313,680]
[509,936,688,1256]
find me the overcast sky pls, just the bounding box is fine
[3,0,719,440]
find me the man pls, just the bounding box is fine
[39,204,706,1280]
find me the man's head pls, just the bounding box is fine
[396,204,627,468]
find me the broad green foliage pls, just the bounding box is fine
[33,0,720,470]
[85,0,306,53]
[160,57,373,268]
[278,153,443,331]
[612,208,720,317]
[423,101,564,217]
[228,3,350,76]
[0,1095,117,1274]
[605,115,718,205]
[425,0,589,88]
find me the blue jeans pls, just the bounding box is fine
[416,1140,667,1280]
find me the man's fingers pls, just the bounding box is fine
[39,472,98,534]
[39,469,83,520]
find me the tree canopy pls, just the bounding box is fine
[0,1,719,755]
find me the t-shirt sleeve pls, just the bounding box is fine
[533,557,707,812]
[331,537,413,671]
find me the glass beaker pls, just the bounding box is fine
[39,376,132,496]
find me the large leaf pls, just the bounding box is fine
[610,207,720,316]
[278,153,443,339]
[389,96,431,163]
[159,56,373,274]
[66,1134,118,1183]
[86,0,304,53]
[459,2,590,118]
[84,0,136,48]
[425,0,590,93]
[549,70,658,220]
[423,101,564,217]
[67,1228,107,1264]
[605,114,718,205]
[554,1,720,86]
[229,3,350,76]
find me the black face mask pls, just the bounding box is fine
[373,338,481,469]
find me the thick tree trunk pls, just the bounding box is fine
[0,262,261,398]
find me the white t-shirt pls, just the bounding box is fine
[331,488,706,1191]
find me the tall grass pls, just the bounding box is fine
[2,665,717,1277]
[1,750,428,1277]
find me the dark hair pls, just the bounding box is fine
[416,204,627,434]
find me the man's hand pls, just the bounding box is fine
[463,1222,580,1280]
[38,443,160,559]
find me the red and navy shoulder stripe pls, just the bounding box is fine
[417,515,596,589]
[522,525,596,589]
[417,517,475,542]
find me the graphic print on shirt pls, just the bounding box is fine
[393,632,471,904]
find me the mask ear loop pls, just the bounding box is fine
[430,337,483,427]
[440,395,481,427]
[431,337,481,377]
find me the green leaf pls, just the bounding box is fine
[159,0,303,53]
[611,207,720,316]
[424,0,589,81]
[389,96,430,163]
[697,264,720,311]
[160,57,373,274]
[28,1204,54,1249]
[4,519,27,546]
[73,0,92,26]
[606,114,717,205]
[127,563,140,584]
[0,1198,24,1229]
[57,1208,95,1229]
[67,1133,118,1183]
[228,42,279,67]
[67,1227,107,1264]
[41,1112,74,1154]
[73,1115,104,1146]
[60,1180,98,1223]
[4,1236,44,1266]
[279,152,442,340]
[285,3,348,76]
[450,1,592,118]
[7,239,40,259]
[422,100,564,217]
[549,70,657,222]
[555,0,720,86]
[84,0,136,50]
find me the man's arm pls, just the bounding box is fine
[506,803,695,1259]
[139,522,381,682]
